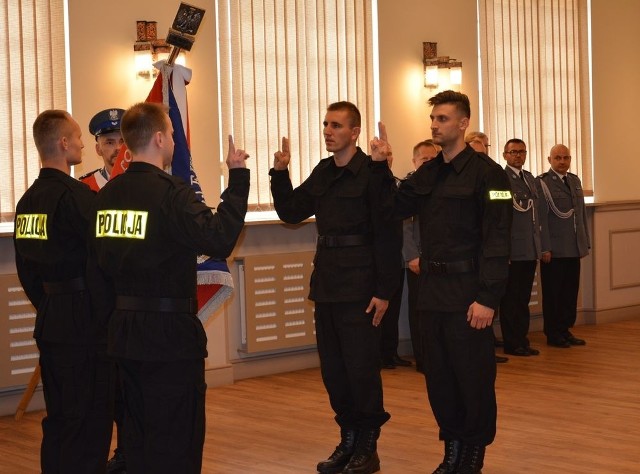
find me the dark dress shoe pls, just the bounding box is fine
[527,347,540,355]
[495,355,509,363]
[392,354,413,367]
[566,335,586,346]
[380,358,396,369]
[547,338,571,348]
[504,347,530,356]
[494,338,505,347]
[106,452,126,474]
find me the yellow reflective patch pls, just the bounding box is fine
[15,214,48,240]
[96,210,148,239]
[489,190,512,200]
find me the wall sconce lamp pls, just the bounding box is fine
[423,42,463,88]
[134,20,186,79]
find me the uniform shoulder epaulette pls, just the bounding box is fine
[538,171,550,179]
[78,168,100,180]
[567,171,578,177]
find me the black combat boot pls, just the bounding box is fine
[456,444,485,474]
[431,439,461,474]
[316,429,358,474]
[342,428,381,474]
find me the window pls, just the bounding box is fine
[216,0,376,211]
[478,0,592,193]
[0,0,69,228]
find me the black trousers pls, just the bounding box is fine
[379,269,405,360]
[405,268,423,368]
[117,358,206,474]
[499,260,537,350]
[38,342,114,474]
[315,301,390,430]
[113,367,125,456]
[540,257,581,341]
[420,310,497,447]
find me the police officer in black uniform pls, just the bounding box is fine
[371,91,512,474]
[14,109,114,473]
[91,102,249,473]
[269,101,401,474]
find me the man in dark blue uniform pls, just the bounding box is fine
[14,109,114,473]
[269,101,401,474]
[91,102,250,473]
[371,91,512,474]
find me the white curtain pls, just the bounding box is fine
[0,0,68,222]
[478,0,592,192]
[217,0,376,210]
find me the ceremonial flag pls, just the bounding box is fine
[112,62,233,324]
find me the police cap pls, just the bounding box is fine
[89,108,125,138]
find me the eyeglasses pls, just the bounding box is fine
[505,150,527,156]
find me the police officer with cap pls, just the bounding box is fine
[80,108,125,192]
[83,107,127,473]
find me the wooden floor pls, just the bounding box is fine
[1,319,639,473]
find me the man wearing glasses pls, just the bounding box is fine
[499,139,549,357]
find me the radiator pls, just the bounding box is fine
[237,251,317,353]
[0,274,38,389]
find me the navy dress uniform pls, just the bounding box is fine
[386,145,512,463]
[538,169,590,346]
[499,166,550,354]
[80,108,125,192]
[91,162,249,474]
[14,168,114,473]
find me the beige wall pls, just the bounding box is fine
[377,0,480,178]
[68,0,640,200]
[68,0,220,207]
[591,0,640,202]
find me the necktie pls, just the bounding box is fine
[562,175,570,189]
[519,170,525,181]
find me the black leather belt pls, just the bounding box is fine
[116,296,198,313]
[426,259,476,275]
[317,234,371,248]
[42,277,86,294]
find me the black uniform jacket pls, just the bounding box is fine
[92,162,249,361]
[14,168,107,344]
[269,147,401,303]
[392,146,512,312]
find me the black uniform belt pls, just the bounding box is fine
[425,258,476,275]
[116,296,198,313]
[42,277,86,294]
[317,234,371,248]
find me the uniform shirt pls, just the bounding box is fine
[14,168,105,344]
[504,165,549,261]
[390,145,512,312]
[538,169,590,258]
[269,147,401,303]
[92,162,249,361]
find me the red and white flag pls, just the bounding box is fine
[112,62,233,324]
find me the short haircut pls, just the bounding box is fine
[464,131,488,144]
[32,110,72,157]
[120,102,170,154]
[504,138,526,151]
[327,101,361,128]
[413,139,439,155]
[428,90,471,119]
